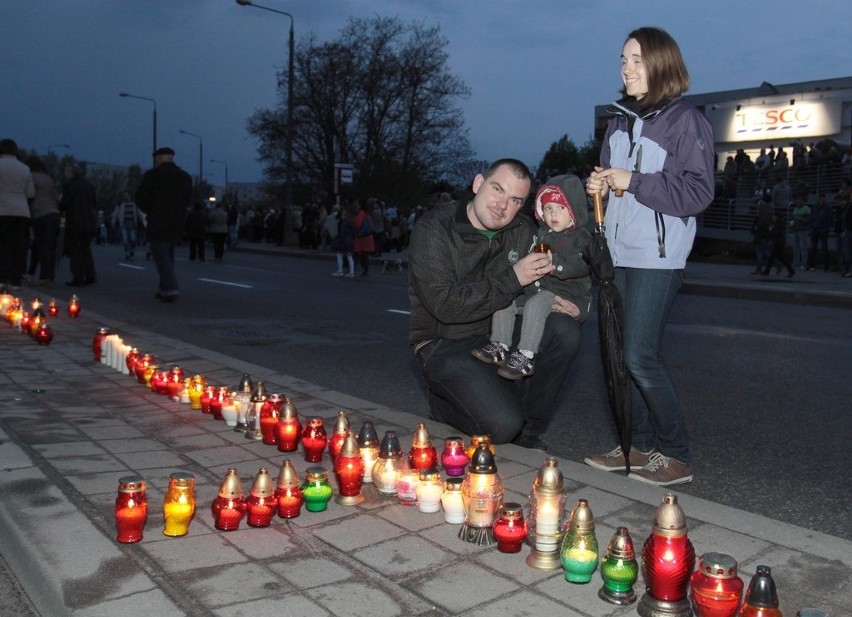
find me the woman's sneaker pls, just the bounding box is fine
[497,351,535,380]
[584,446,657,472]
[471,342,507,365]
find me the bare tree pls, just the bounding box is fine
[248,16,472,208]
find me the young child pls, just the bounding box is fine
[472,173,592,379]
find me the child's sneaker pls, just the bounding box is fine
[471,342,507,365]
[498,351,535,380]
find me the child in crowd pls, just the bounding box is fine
[472,174,592,379]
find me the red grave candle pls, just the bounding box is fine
[301,417,327,463]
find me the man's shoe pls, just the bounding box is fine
[628,453,693,486]
[471,342,508,365]
[498,351,535,380]
[584,446,657,472]
[512,433,547,451]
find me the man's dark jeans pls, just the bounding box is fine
[416,313,582,444]
[149,240,179,296]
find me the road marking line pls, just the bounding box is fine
[119,263,144,270]
[198,278,253,289]
[387,309,410,315]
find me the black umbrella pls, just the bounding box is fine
[583,192,632,474]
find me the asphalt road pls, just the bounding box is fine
[35,244,852,539]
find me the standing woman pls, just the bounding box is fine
[584,27,715,486]
[353,199,375,276]
[0,139,34,290]
[26,156,61,285]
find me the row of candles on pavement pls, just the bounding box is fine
[96,329,799,616]
[1,291,82,345]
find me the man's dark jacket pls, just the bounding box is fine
[136,162,193,243]
[60,175,97,234]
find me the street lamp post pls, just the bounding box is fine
[210,159,229,197]
[235,0,295,240]
[119,92,157,163]
[179,130,203,190]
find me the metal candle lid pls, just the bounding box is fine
[168,472,195,488]
[304,466,329,482]
[276,459,301,489]
[745,565,779,608]
[699,552,738,579]
[357,421,379,448]
[332,410,350,435]
[444,477,464,491]
[419,467,442,482]
[217,468,243,499]
[117,475,146,493]
[339,432,360,458]
[533,457,564,495]
[250,380,268,403]
[469,443,497,474]
[568,498,595,531]
[379,431,403,458]
[411,422,432,447]
[652,492,688,537]
[605,527,635,560]
[500,502,525,521]
[281,397,298,420]
[250,468,274,497]
[236,373,253,394]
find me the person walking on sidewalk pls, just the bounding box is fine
[60,162,98,287]
[584,27,715,486]
[136,147,193,302]
[112,191,143,260]
[760,210,795,278]
[207,202,229,261]
[184,202,208,262]
[353,199,375,276]
[409,158,584,448]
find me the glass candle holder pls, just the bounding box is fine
[245,468,276,527]
[125,348,140,378]
[188,375,205,410]
[259,393,284,445]
[408,423,437,471]
[93,328,110,362]
[396,469,420,506]
[440,436,469,477]
[459,444,503,546]
[441,477,465,524]
[115,475,148,543]
[372,431,408,495]
[301,466,333,512]
[599,527,638,605]
[162,472,196,537]
[334,432,365,506]
[356,421,380,484]
[67,294,80,317]
[211,468,245,531]
[328,410,350,464]
[244,381,268,440]
[47,298,59,317]
[415,468,443,513]
[275,459,303,518]
[275,399,302,452]
[232,373,253,432]
[135,354,155,385]
[561,498,599,584]
[466,434,495,460]
[689,552,744,617]
[738,565,782,617]
[302,416,327,463]
[526,457,567,570]
[493,502,528,553]
[34,322,53,345]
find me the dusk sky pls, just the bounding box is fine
[2,1,850,187]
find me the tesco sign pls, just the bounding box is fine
[710,99,841,142]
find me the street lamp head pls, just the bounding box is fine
[119,92,129,97]
[235,0,252,5]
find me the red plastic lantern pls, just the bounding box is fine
[150,369,169,395]
[47,298,59,317]
[690,552,744,617]
[301,416,327,463]
[115,475,148,543]
[92,328,110,362]
[125,348,140,377]
[211,468,245,531]
[259,393,284,445]
[34,322,54,346]
[493,502,528,553]
[334,432,365,506]
[274,398,301,452]
[409,422,438,471]
[166,366,184,400]
[67,294,80,317]
[134,354,155,384]
[210,387,229,420]
[328,410,349,463]
[200,385,216,414]
[638,493,695,616]
[245,468,276,527]
[440,435,469,476]
[275,460,303,518]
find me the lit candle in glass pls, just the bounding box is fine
[92,327,110,362]
[328,410,350,464]
[371,431,408,496]
[188,375,205,410]
[34,322,53,346]
[689,552,743,617]
[245,468,276,527]
[356,421,380,484]
[259,393,283,445]
[737,565,781,617]
[274,398,301,452]
[301,466,333,512]
[67,294,80,317]
[334,432,365,506]
[526,457,567,570]
[408,423,438,471]
[440,436,469,477]
[232,374,254,432]
[598,527,638,605]
[415,468,443,513]
[162,472,195,537]
[47,298,59,317]
[396,470,420,506]
[459,443,503,546]
[275,459,303,518]
[115,475,147,543]
[211,468,245,531]
[441,477,465,524]
[301,416,327,463]
[560,499,599,584]
[493,503,528,553]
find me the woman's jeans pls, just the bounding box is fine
[615,267,691,463]
[415,313,582,444]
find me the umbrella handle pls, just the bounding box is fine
[593,192,605,225]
